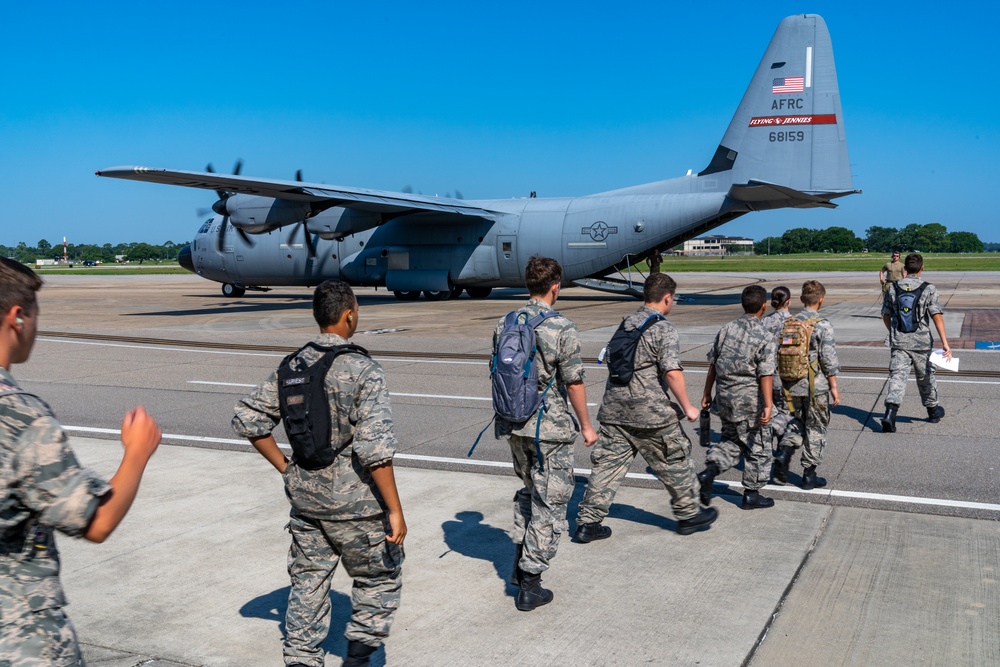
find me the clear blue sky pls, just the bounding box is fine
[3,1,998,247]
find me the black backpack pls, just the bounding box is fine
[277,342,370,470]
[606,314,665,386]
[893,281,929,334]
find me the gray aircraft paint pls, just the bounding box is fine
[98,14,857,300]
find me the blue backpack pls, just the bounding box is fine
[469,309,559,467]
[893,281,929,333]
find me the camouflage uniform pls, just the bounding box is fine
[705,314,776,490]
[776,308,840,468]
[494,299,585,575]
[578,306,698,524]
[881,276,944,409]
[760,309,793,439]
[1,368,111,667]
[232,334,403,667]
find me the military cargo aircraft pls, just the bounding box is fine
[97,14,857,301]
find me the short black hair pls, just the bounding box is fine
[644,272,677,303]
[770,286,791,309]
[0,258,43,316]
[741,285,767,314]
[525,256,562,296]
[312,280,356,328]
[905,253,923,274]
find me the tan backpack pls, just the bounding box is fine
[777,316,821,382]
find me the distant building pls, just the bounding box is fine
[674,235,754,256]
[35,259,57,267]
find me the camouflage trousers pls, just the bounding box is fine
[577,422,699,524]
[0,559,83,667]
[778,393,830,468]
[706,417,772,491]
[770,385,792,440]
[284,512,403,667]
[886,348,939,408]
[509,435,574,575]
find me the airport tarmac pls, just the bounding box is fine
[12,270,1000,665]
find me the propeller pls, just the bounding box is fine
[285,169,316,258]
[206,159,253,251]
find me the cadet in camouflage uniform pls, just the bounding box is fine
[233,280,406,667]
[494,256,597,612]
[574,273,717,540]
[0,258,161,667]
[774,281,841,490]
[880,253,952,433]
[760,286,793,443]
[697,285,776,510]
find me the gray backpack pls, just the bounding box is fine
[469,309,558,468]
[491,310,559,423]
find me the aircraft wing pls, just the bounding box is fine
[95,166,506,220]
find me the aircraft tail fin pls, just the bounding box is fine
[699,14,855,198]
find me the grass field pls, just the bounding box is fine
[33,263,189,276]
[29,253,1000,277]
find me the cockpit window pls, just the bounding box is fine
[198,220,213,235]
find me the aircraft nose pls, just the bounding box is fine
[177,244,194,272]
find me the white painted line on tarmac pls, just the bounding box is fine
[187,381,598,406]
[64,426,1000,513]
[37,339,1000,385]
[38,338,285,358]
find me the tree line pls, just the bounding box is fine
[755,223,984,255]
[1,240,190,264]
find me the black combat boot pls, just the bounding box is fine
[342,640,377,667]
[515,569,554,612]
[677,506,718,535]
[573,522,612,543]
[801,466,827,490]
[697,462,720,506]
[881,404,898,433]
[927,405,945,423]
[509,543,524,586]
[772,446,793,485]
[741,490,775,510]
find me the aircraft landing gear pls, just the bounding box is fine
[221,283,246,298]
[450,287,464,299]
[423,290,450,301]
[466,286,492,299]
[393,290,421,301]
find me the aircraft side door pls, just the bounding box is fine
[496,235,519,281]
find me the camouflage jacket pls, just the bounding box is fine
[882,276,944,351]
[232,333,398,520]
[598,306,683,428]
[779,308,840,397]
[761,309,792,385]
[707,314,776,422]
[493,298,586,443]
[0,367,110,614]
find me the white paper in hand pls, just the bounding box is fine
[929,349,959,372]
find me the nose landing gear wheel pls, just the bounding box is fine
[222,283,246,298]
